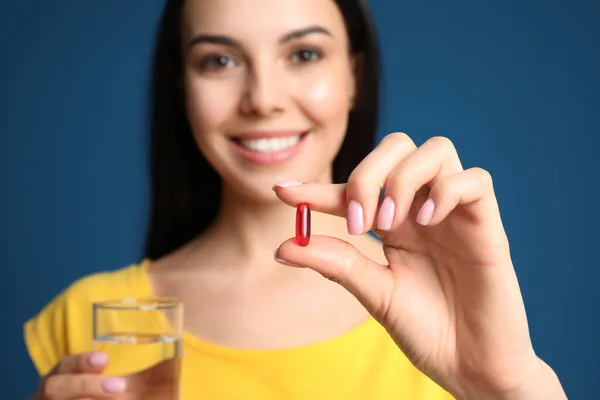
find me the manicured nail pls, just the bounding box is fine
[274,248,303,267]
[88,352,108,368]
[416,198,435,225]
[102,377,126,394]
[272,180,303,190]
[275,258,303,268]
[377,197,395,230]
[347,200,364,235]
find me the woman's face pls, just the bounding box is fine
[181,0,357,202]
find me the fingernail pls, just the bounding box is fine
[102,377,126,394]
[347,200,364,235]
[416,198,435,225]
[88,352,108,368]
[274,248,303,268]
[272,180,303,190]
[377,197,395,230]
[275,258,303,268]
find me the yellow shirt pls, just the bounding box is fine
[24,259,455,400]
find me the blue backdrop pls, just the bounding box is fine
[1,1,598,398]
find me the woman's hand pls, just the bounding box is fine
[31,352,125,400]
[274,133,566,400]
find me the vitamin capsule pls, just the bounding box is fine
[295,203,311,246]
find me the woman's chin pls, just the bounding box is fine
[213,139,334,205]
[218,175,284,204]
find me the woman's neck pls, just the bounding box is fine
[189,172,349,272]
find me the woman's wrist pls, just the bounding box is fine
[458,357,567,400]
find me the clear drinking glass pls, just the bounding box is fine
[93,298,183,400]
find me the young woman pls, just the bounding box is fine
[26,0,567,399]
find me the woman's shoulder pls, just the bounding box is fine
[23,259,152,376]
[62,258,151,299]
[26,258,152,324]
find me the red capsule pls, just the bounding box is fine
[295,203,311,246]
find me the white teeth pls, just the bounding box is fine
[238,135,301,152]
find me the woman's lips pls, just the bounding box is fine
[230,131,309,165]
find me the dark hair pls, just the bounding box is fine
[144,0,381,260]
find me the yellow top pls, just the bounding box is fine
[24,260,455,400]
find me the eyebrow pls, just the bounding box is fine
[279,25,331,43]
[187,25,332,50]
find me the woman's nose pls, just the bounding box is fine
[239,62,287,118]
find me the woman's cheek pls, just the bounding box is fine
[186,79,239,138]
[295,71,352,125]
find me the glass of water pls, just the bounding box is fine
[93,298,183,400]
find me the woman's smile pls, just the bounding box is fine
[229,130,310,165]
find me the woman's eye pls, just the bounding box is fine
[291,49,322,64]
[198,55,236,71]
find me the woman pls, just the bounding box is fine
[26,0,567,399]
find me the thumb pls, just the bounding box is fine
[274,235,394,322]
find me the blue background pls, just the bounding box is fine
[1,0,598,398]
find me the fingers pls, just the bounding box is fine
[274,235,394,323]
[35,352,120,400]
[54,352,108,375]
[344,132,418,234]
[273,182,347,218]
[274,134,470,233]
[417,167,499,226]
[41,374,125,400]
[377,136,464,230]
[272,132,418,222]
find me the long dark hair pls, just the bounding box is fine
[144,0,382,260]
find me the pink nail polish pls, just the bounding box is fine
[272,180,303,190]
[88,352,108,368]
[274,248,303,268]
[275,258,303,268]
[102,377,126,394]
[347,200,364,235]
[377,197,395,230]
[416,198,435,225]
